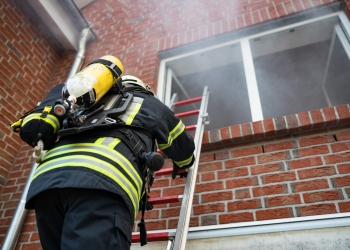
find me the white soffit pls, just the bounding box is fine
[74,0,95,9]
[26,0,91,50]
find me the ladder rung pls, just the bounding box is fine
[175,110,199,118]
[174,96,202,106]
[154,168,186,176]
[149,195,182,205]
[186,125,196,131]
[132,232,170,243]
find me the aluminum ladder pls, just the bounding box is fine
[132,86,209,250]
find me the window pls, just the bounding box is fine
[157,10,350,131]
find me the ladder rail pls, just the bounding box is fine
[171,86,209,250]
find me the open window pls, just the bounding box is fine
[157,10,350,131]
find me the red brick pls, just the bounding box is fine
[231,146,262,157]
[227,199,262,211]
[299,135,335,147]
[161,207,180,218]
[251,163,283,175]
[258,151,290,164]
[338,164,350,174]
[217,168,248,179]
[198,161,223,172]
[202,191,233,203]
[195,181,224,193]
[298,111,312,130]
[21,243,43,250]
[297,204,337,216]
[252,121,264,138]
[298,166,336,179]
[226,177,259,188]
[235,188,251,199]
[219,212,254,224]
[144,220,166,231]
[323,107,338,126]
[225,156,255,168]
[265,194,301,207]
[332,176,350,187]
[303,190,342,203]
[201,172,215,181]
[241,123,254,140]
[136,210,159,220]
[294,145,329,157]
[230,124,243,142]
[324,152,350,164]
[193,203,225,215]
[264,141,295,152]
[199,153,215,162]
[288,156,323,169]
[286,114,299,133]
[215,151,229,160]
[336,131,350,141]
[292,179,329,192]
[336,104,350,124]
[262,172,296,184]
[163,186,185,196]
[310,110,324,128]
[274,116,287,134]
[168,217,199,229]
[331,142,350,153]
[150,178,170,188]
[339,201,350,212]
[263,118,276,136]
[256,208,293,220]
[253,184,287,197]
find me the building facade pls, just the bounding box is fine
[1,0,350,249]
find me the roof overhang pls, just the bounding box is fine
[26,0,96,50]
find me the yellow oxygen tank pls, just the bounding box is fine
[62,55,124,109]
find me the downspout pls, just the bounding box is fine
[1,27,93,250]
[67,27,92,79]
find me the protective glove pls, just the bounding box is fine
[171,155,195,179]
[172,163,192,179]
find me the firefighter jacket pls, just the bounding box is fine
[25,90,196,222]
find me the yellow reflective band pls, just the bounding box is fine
[126,103,141,125]
[22,113,60,133]
[119,97,143,125]
[158,120,185,150]
[32,156,139,218]
[95,137,121,148]
[35,143,142,218]
[174,154,194,168]
[42,144,142,195]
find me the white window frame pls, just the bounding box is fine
[157,11,350,122]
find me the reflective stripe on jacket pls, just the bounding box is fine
[32,140,142,218]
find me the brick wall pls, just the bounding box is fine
[141,105,350,230]
[1,0,350,249]
[0,0,75,246]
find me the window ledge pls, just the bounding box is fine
[202,104,350,151]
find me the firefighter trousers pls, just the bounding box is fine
[32,188,133,250]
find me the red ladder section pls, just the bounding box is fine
[132,95,202,244]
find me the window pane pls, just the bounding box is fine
[168,43,251,130]
[324,29,350,106]
[250,17,340,119]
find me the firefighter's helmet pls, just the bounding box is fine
[121,75,152,92]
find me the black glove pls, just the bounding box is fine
[171,163,188,179]
[171,155,195,179]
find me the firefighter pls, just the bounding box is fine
[25,75,195,250]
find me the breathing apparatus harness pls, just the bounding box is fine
[11,59,162,246]
[56,60,162,246]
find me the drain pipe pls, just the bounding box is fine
[1,27,93,250]
[67,27,92,79]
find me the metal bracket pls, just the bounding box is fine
[201,112,210,125]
